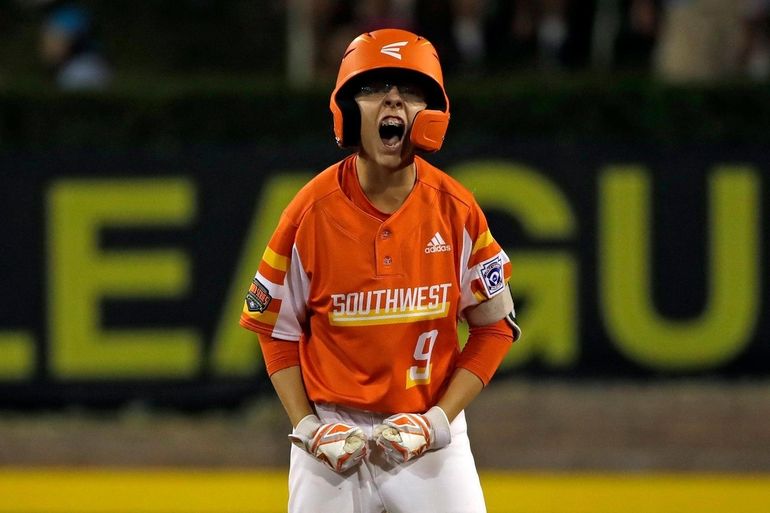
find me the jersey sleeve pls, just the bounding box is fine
[458,200,512,314]
[257,333,301,375]
[457,318,515,385]
[239,212,309,341]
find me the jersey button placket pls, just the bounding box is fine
[376,227,397,275]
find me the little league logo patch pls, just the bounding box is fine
[246,278,272,313]
[479,256,504,296]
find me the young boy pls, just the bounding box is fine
[240,28,520,513]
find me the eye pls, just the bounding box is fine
[358,81,389,97]
[356,81,426,103]
[397,84,425,103]
[401,90,425,103]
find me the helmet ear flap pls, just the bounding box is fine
[331,93,362,148]
[410,110,449,152]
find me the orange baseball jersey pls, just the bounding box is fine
[240,155,513,413]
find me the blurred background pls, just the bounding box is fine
[1,1,770,512]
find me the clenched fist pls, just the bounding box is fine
[289,414,367,472]
[374,406,451,463]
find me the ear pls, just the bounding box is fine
[410,110,449,152]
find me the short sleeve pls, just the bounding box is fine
[458,201,512,314]
[239,212,309,341]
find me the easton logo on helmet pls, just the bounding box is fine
[380,41,408,59]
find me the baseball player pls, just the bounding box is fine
[240,28,521,513]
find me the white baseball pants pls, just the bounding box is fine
[288,403,487,513]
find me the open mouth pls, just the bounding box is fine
[379,117,405,148]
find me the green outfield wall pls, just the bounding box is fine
[1,81,768,408]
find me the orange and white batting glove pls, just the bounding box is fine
[288,414,367,473]
[374,406,452,463]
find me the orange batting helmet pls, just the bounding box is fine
[330,28,450,152]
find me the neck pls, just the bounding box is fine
[355,154,417,214]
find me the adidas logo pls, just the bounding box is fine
[425,232,451,254]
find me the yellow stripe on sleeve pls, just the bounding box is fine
[241,304,279,325]
[471,229,495,256]
[262,247,288,272]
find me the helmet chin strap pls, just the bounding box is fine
[410,109,450,152]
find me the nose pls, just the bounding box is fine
[383,85,403,107]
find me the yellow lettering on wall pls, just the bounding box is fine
[211,173,311,376]
[0,332,34,379]
[504,254,578,367]
[48,179,199,378]
[600,166,759,370]
[451,161,578,369]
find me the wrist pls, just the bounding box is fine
[424,406,451,449]
[289,413,322,449]
[294,413,321,433]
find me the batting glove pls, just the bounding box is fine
[374,406,452,463]
[288,414,367,473]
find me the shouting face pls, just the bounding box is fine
[354,78,427,170]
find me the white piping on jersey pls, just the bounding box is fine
[273,243,310,339]
[458,228,475,314]
[255,270,285,297]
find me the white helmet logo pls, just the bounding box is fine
[380,41,408,60]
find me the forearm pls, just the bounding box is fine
[435,367,484,422]
[435,311,518,423]
[269,365,314,427]
[276,365,368,473]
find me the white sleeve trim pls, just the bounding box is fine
[458,227,476,313]
[273,243,310,340]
